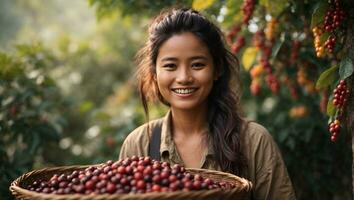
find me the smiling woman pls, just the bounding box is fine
[119,8,296,200]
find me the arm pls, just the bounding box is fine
[246,123,296,200]
[118,124,150,160]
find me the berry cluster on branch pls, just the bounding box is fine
[242,0,256,25]
[332,80,349,109]
[329,119,341,142]
[328,80,349,142]
[323,0,346,33]
[312,26,325,57]
[312,0,346,57]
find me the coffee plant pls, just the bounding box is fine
[0,43,66,199]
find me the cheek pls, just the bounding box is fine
[156,72,170,91]
[199,71,215,88]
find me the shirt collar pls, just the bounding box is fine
[159,110,215,159]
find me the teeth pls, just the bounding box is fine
[173,88,196,94]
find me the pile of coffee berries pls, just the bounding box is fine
[332,80,349,109]
[242,0,256,25]
[26,156,236,195]
[329,119,340,142]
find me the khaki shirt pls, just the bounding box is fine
[119,111,296,200]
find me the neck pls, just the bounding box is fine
[170,106,209,137]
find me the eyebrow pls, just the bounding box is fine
[160,55,208,62]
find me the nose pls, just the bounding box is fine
[176,67,193,84]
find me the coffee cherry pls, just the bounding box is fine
[151,184,161,192]
[117,166,126,174]
[106,183,116,194]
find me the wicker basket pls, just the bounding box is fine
[10,165,252,200]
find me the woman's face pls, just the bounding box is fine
[155,32,216,112]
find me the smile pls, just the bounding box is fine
[172,88,197,94]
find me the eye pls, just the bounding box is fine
[192,62,206,69]
[162,63,176,70]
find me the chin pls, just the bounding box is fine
[170,101,205,111]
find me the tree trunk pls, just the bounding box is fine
[344,6,354,198]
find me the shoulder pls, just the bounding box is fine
[243,121,275,146]
[242,120,281,165]
[119,118,164,159]
[124,118,164,144]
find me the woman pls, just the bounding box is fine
[119,8,296,199]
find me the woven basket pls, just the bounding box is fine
[10,165,252,200]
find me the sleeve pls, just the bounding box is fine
[118,124,150,160]
[118,137,132,160]
[249,124,296,200]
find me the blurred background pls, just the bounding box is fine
[0,0,352,199]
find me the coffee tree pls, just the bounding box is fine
[0,43,66,199]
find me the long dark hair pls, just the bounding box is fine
[135,8,247,175]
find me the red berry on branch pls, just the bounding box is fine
[242,0,256,25]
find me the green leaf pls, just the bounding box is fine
[339,56,354,80]
[326,96,335,117]
[311,2,328,29]
[94,111,111,121]
[259,0,288,17]
[192,0,215,11]
[223,0,243,25]
[79,101,94,113]
[320,32,330,44]
[242,47,258,71]
[271,34,284,59]
[315,65,338,90]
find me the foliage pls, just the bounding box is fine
[0,43,65,199]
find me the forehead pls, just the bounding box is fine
[157,32,211,61]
